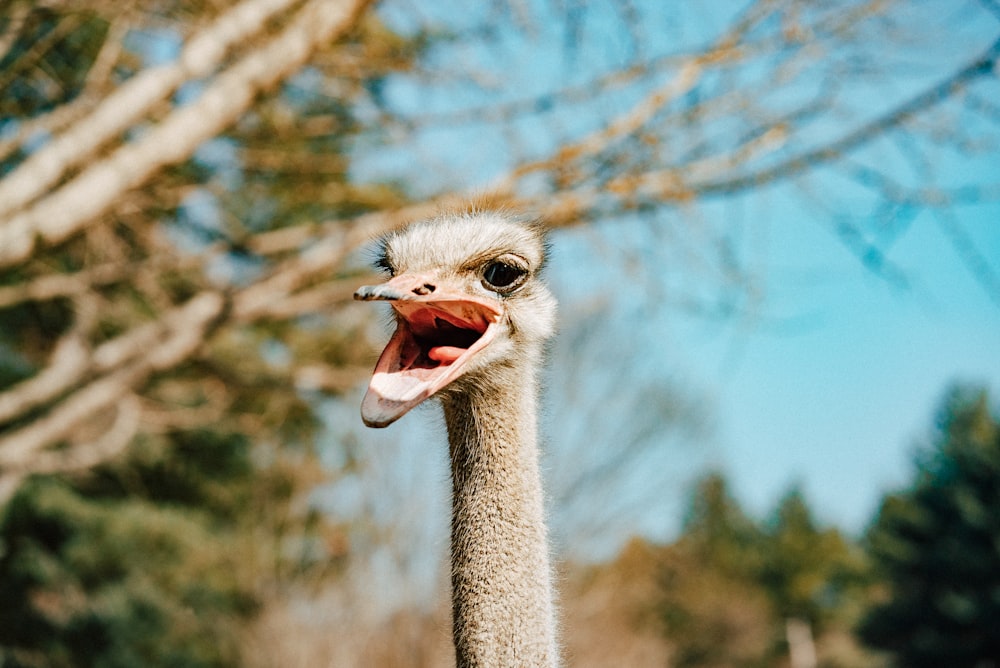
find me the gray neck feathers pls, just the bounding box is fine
[442,356,558,668]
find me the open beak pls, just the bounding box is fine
[354,274,502,427]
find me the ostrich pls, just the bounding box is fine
[354,208,559,667]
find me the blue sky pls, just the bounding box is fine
[538,182,999,553]
[665,191,1000,533]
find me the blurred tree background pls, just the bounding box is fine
[0,0,998,665]
[859,387,1000,667]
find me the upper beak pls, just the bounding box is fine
[354,274,438,302]
[354,273,502,427]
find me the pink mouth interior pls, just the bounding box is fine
[361,299,500,426]
[398,299,493,362]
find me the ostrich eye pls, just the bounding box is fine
[482,261,527,291]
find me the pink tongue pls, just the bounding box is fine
[428,346,464,364]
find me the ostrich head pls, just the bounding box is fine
[354,210,556,428]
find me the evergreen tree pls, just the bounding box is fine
[859,386,1000,667]
[660,472,880,668]
[760,487,869,629]
[659,473,774,668]
[0,412,337,668]
[682,472,763,574]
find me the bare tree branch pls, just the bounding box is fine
[0,0,373,270]
[0,335,89,425]
[692,35,1000,198]
[494,59,705,189]
[294,364,371,393]
[0,0,303,218]
[0,291,225,470]
[28,394,142,475]
[0,3,30,64]
[0,395,140,505]
[0,262,126,309]
[0,365,147,470]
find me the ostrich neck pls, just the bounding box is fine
[442,361,558,668]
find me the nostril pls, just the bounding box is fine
[413,283,436,295]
